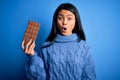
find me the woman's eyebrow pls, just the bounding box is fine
[58,14,63,16]
[58,14,74,17]
[66,14,74,17]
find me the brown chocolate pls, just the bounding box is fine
[23,20,40,45]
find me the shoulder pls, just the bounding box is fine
[40,41,51,48]
[78,40,90,50]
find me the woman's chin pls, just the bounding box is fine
[61,31,72,36]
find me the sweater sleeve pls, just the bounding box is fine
[25,51,46,80]
[81,43,96,80]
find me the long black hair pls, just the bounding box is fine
[46,3,86,42]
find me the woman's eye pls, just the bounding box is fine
[68,18,72,21]
[58,17,63,20]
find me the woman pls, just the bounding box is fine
[21,3,96,80]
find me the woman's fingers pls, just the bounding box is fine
[21,39,35,55]
[26,39,32,47]
[25,39,32,53]
[21,40,25,50]
[28,41,35,55]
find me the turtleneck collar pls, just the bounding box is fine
[54,33,79,43]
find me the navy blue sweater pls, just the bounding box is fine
[26,33,96,80]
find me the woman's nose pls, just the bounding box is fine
[63,18,67,25]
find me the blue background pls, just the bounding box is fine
[0,0,120,80]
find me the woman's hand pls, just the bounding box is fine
[21,39,35,55]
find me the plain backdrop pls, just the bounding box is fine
[0,0,120,80]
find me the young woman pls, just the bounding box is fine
[21,3,96,80]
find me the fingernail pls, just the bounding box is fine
[30,39,32,41]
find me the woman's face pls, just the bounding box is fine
[57,9,76,36]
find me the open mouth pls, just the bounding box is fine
[62,28,67,32]
[63,28,66,30]
[60,27,67,33]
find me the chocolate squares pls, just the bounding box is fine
[23,20,40,45]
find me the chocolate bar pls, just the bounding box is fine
[23,20,40,45]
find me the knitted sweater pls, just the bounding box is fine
[26,33,96,80]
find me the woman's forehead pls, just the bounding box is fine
[58,10,75,16]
